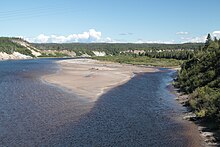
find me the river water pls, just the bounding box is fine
[0,59,203,146]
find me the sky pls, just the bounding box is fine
[0,0,220,44]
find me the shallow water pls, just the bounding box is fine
[0,59,203,146]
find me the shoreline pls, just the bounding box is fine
[42,58,210,145]
[173,87,219,146]
[42,59,158,101]
[166,71,219,146]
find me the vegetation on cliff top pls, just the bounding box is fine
[0,37,34,57]
[33,42,203,56]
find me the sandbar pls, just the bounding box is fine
[43,59,157,100]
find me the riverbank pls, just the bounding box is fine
[0,58,207,146]
[93,55,183,68]
[42,60,204,146]
[174,90,219,146]
[43,59,157,101]
[0,52,33,60]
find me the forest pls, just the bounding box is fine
[32,42,203,57]
[175,34,220,126]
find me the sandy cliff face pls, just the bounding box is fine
[11,39,42,57]
[0,38,42,60]
[0,52,32,60]
[92,51,106,56]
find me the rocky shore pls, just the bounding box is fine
[175,91,219,146]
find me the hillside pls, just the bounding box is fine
[33,42,203,57]
[0,38,205,67]
[0,37,41,60]
[175,34,220,124]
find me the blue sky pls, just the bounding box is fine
[0,0,220,43]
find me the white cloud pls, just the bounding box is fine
[98,37,125,43]
[26,29,102,43]
[135,39,175,44]
[102,37,115,43]
[23,30,220,44]
[213,31,220,38]
[135,40,144,44]
[89,29,102,41]
[176,32,189,35]
[189,36,206,43]
[180,30,220,43]
[181,36,206,43]
[35,34,50,43]
[119,32,133,36]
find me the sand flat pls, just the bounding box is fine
[43,59,157,100]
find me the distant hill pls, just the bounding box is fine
[0,37,204,60]
[32,42,204,57]
[0,37,41,60]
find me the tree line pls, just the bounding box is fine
[175,34,220,124]
[32,42,203,56]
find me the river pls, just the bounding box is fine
[0,59,204,146]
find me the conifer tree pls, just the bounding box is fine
[204,33,212,49]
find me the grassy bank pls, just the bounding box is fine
[93,55,183,67]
